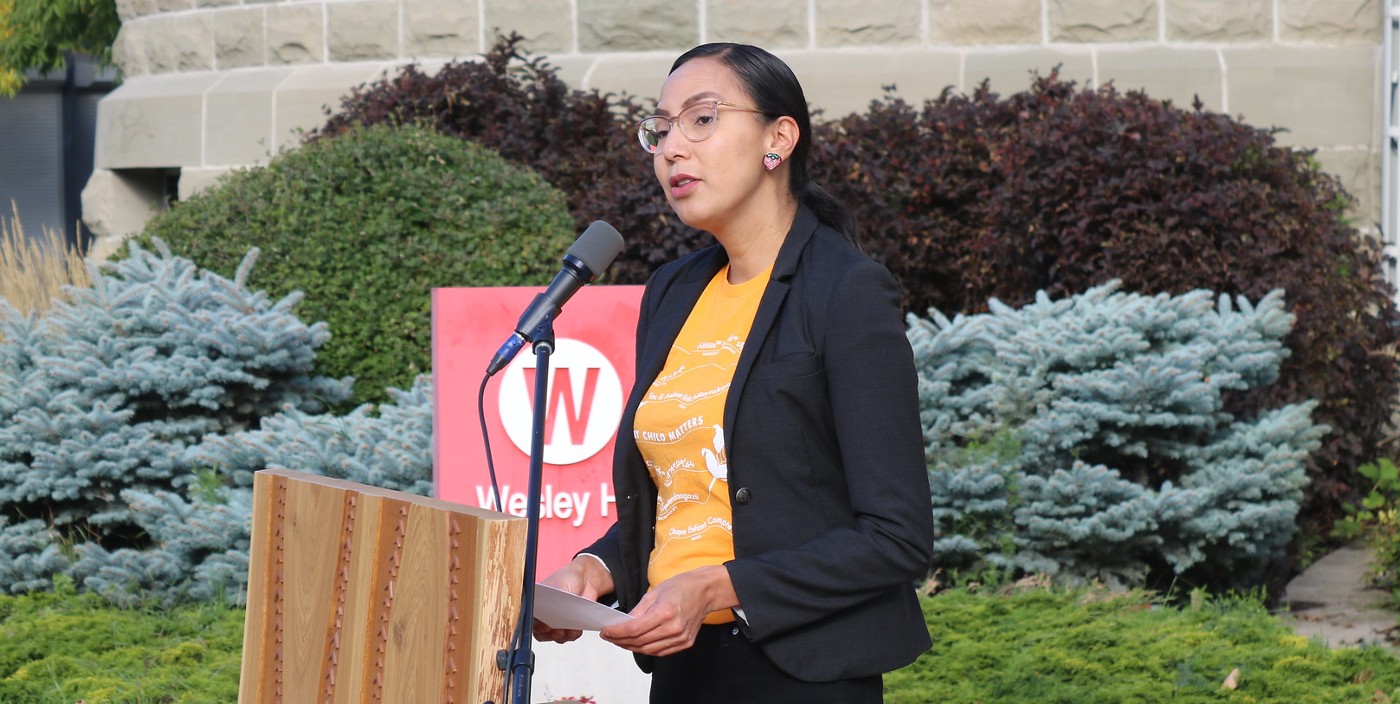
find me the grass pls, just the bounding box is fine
[0,581,1396,703]
[0,202,90,317]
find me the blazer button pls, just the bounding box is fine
[734,487,752,505]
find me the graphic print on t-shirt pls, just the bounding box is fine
[632,265,768,626]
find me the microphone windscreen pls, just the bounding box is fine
[567,221,625,276]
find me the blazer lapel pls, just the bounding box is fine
[722,207,820,462]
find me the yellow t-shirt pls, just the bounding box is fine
[634,263,769,625]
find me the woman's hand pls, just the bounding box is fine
[599,565,738,657]
[531,555,615,644]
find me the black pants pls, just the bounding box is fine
[649,623,883,704]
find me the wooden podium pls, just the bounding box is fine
[238,469,526,703]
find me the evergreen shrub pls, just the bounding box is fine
[0,241,351,601]
[135,122,576,404]
[309,33,702,285]
[912,283,1327,588]
[108,376,435,605]
[812,75,1397,530]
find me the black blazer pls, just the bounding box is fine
[585,205,935,682]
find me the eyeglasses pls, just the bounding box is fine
[636,100,767,154]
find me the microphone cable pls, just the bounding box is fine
[478,371,521,704]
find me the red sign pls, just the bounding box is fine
[433,286,643,575]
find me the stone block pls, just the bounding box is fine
[141,15,216,74]
[1097,47,1222,112]
[94,73,221,168]
[329,1,400,61]
[783,49,961,119]
[155,0,194,10]
[1281,0,1381,44]
[215,8,267,70]
[273,63,395,152]
[1313,148,1381,228]
[578,0,698,51]
[964,48,1094,96]
[484,0,570,54]
[178,166,236,200]
[111,24,150,79]
[197,0,241,7]
[1050,0,1156,42]
[406,0,480,58]
[815,0,921,46]
[205,67,296,165]
[929,0,1040,45]
[706,0,808,49]
[115,0,161,22]
[1224,47,1377,148]
[1165,0,1269,41]
[81,169,165,261]
[268,3,327,65]
[141,18,182,74]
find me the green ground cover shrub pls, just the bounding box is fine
[892,586,1400,703]
[0,578,243,703]
[135,122,576,404]
[1,583,1393,703]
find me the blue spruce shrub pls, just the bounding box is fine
[87,377,433,605]
[911,282,1327,587]
[0,240,352,600]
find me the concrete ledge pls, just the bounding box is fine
[1097,46,1223,112]
[1224,45,1379,147]
[964,48,1094,95]
[96,63,412,170]
[271,62,402,152]
[96,72,222,168]
[579,54,676,104]
[178,166,236,201]
[205,67,297,166]
[783,49,962,117]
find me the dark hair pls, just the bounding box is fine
[670,43,860,245]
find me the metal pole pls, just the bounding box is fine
[1382,0,1400,301]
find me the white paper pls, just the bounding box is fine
[533,583,634,631]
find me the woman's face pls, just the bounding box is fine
[652,56,773,235]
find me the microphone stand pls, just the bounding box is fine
[503,315,555,704]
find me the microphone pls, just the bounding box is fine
[486,221,625,376]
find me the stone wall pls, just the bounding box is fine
[87,0,1382,259]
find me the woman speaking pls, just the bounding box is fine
[534,42,935,704]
